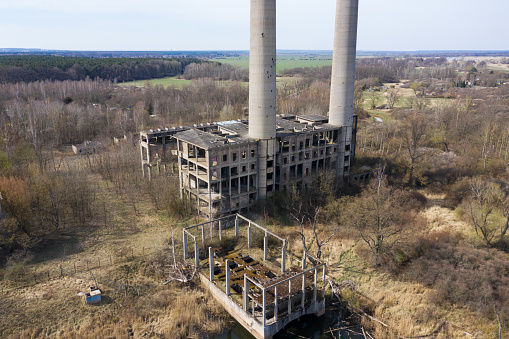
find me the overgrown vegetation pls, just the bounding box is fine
[2,54,509,338]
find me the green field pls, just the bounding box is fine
[487,65,509,73]
[211,55,333,73]
[118,76,249,88]
[118,77,192,88]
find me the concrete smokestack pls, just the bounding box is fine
[329,0,359,128]
[249,0,277,200]
[249,0,277,139]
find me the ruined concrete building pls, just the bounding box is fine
[140,114,357,219]
[140,0,359,221]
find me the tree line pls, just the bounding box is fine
[0,56,202,83]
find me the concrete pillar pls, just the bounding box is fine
[274,285,278,322]
[140,141,145,178]
[329,0,359,129]
[322,265,327,298]
[248,222,252,248]
[281,240,286,273]
[301,274,306,309]
[249,0,277,200]
[262,288,267,327]
[209,247,214,282]
[183,232,188,259]
[243,274,249,311]
[288,279,292,315]
[263,232,268,261]
[219,220,222,241]
[194,241,199,268]
[235,215,239,237]
[313,268,318,303]
[202,225,206,245]
[225,259,231,296]
[146,145,152,181]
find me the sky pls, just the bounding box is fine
[0,0,507,51]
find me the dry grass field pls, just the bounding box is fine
[0,162,229,338]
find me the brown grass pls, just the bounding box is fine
[306,191,509,338]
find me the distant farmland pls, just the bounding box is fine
[118,77,192,88]
[118,76,249,88]
[211,55,333,73]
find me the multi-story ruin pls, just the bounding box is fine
[140,0,360,221]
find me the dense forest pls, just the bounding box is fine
[0,56,201,83]
[1,55,509,338]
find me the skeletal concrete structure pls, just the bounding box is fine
[183,214,326,339]
[174,115,352,219]
[139,0,360,219]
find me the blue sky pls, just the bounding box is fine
[0,0,507,51]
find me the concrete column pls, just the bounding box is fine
[209,247,214,282]
[219,220,222,241]
[248,222,252,248]
[140,141,145,178]
[262,288,267,327]
[263,232,268,261]
[313,268,318,303]
[178,145,183,198]
[301,274,306,309]
[288,279,292,315]
[194,241,199,268]
[243,274,249,311]
[329,0,359,129]
[235,215,239,237]
[183,232,188,259]
[274,285,278,322]
[225,259,231,296]
[322,265,327,298]
[281,240,286,273]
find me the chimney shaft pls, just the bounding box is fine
[329,0,359,129]
[249,0,277,140]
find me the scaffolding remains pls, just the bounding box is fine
[183,214,326,339]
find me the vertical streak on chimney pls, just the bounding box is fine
[329,0,359,175]
[249,0,277,199]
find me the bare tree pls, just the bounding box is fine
[399,112,430,186]
[386,89,400,109]
[367,90,379,109]
[463,178,509,248]
[344,167,411,266]
[290,204,339,261]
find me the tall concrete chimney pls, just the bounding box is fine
[249,0,277,199]
[329,0,359,176]
[329,0,358,128]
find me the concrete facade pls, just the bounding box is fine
[170,115,352,220]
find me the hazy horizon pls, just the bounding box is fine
[0,0,508,51]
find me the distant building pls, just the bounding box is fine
[72,141,103,155]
